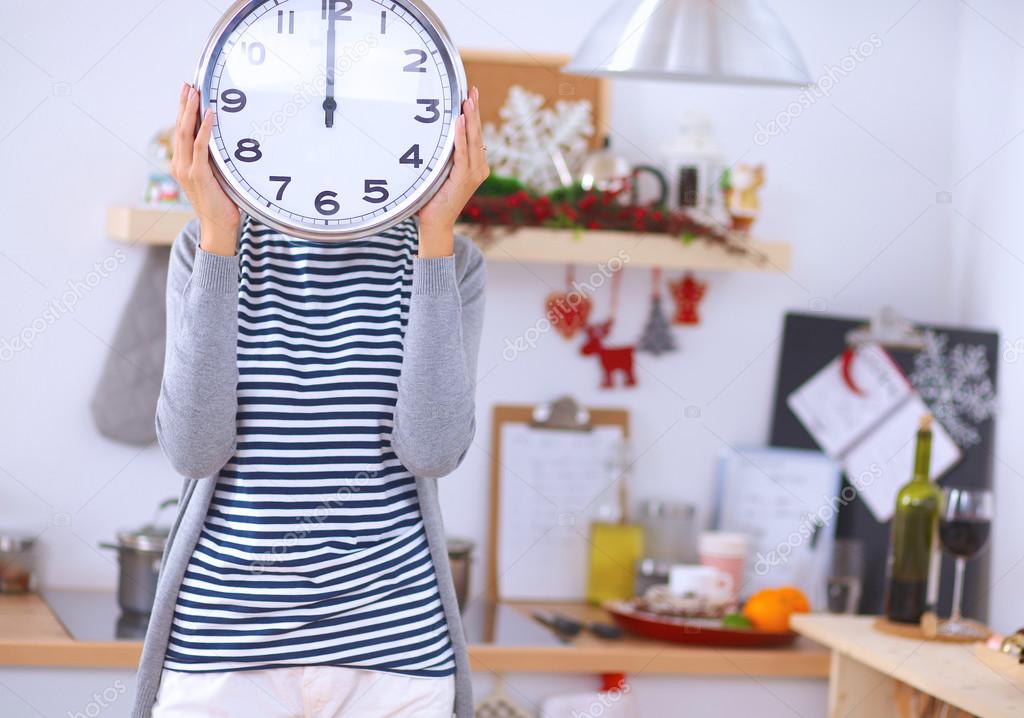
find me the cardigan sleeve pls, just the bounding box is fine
[155,219,241,479]
[392,234,486,478]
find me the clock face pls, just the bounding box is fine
[196,0,465,240]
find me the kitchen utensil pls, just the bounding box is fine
[637,499,697,564]
[446,537,474,613]
[100,497,176,615]
[0,534,36,594]
[474,675,533,718]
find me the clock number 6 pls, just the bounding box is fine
[234,138,262,163]
[414,99,440,124]
[316,190,341,216]
[362,180,390,204]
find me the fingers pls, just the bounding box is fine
[192,108,215,174]
[174,86,201,182]
[464,86,486,176]
[452,112,468,177]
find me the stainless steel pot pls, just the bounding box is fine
[447,537,474,613]
[101,527,168,616]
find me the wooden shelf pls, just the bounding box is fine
[1,593,828,677]
[106,205,792,273]
[792,613,1024,718]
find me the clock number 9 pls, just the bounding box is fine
[220,89,247,113]
[362,180,390,204]
[414,99,440,124]
[234,138,262,163]
[316,190,341,216]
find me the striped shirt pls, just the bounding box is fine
[164,217,454,677]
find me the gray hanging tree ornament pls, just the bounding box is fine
[638,268,677,356]
[909,330,997,449]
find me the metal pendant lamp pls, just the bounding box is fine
[563,0,811,87]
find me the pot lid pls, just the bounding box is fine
[115,526,169,552]
[446,537,475,555]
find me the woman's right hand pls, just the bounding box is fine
[172,82,240,257]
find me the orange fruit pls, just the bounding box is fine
[742,587,810,632]
[777,586,811,613]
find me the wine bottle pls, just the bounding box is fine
[885,414,943,624]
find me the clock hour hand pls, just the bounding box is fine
[323,0,338,128]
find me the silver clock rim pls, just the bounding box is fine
[193,0,468,242]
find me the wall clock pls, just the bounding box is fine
[195,0,466,241]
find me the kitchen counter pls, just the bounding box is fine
[791,613,1024,717]
[0,591,829,677]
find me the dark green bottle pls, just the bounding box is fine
[885,414,942,624]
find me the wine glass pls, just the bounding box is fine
[937,487,994,638]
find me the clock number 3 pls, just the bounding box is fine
[414,99,440,124]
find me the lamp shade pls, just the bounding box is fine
[563,0,811,87]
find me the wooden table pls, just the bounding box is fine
[0,593,830,679]
[792,614,1024,717]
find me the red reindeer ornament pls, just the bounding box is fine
[580,321,637,389]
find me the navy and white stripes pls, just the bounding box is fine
[164,218,454,677]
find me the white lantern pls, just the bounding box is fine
[660,112,727,213]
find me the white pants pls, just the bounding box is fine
[152,667,455,718]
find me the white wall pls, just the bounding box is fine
[2,0,1008,715]
[950,0,1024,635]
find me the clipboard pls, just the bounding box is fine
[486,397,630,603]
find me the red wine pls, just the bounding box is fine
[939,518,991,558]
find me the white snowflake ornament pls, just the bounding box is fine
[909,331,997,448]
[483,85,594,193]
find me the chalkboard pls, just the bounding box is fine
[769,312,998,618]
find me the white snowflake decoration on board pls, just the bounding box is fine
[483,85,594,193]
[909,331,997,448]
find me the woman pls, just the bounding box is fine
[131,82,488,718]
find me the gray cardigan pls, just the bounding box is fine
[131,219,485,718]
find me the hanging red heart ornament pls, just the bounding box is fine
[545,265,592,340]
[546,291,592,339]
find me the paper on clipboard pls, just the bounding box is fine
[787,344,961,522]
[496,423,625,602]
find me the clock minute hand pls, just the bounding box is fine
[323,1,338,128]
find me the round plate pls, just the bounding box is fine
[604,600,799,648]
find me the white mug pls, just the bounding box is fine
[668,564,734,605]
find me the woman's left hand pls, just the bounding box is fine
[417,86,489,258]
